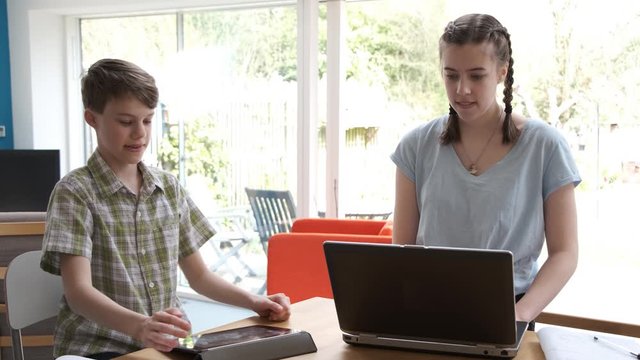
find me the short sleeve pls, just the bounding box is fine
[391,128,420,182]
[542,129,582,200]
[177,185,216,259]
[41,180,94,275]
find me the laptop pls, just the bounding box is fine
[323,242,529,358]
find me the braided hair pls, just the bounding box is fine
[438,14,519,145]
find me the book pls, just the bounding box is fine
[537,325,640,360]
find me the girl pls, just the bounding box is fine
[391,13,580,326]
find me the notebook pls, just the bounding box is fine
[323,241,529,358]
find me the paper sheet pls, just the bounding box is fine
[537,326,640,360]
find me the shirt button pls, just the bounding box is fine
[149,281,155,288]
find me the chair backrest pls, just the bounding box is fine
[267,233,392,303]
[5,250,63,360]
[245,188,297,247]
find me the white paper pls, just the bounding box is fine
[537,326,640,360]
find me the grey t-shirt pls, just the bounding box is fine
[391,116,581,294]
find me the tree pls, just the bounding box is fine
[80,14,177,72]
[158,113,230,205]
[346,1,447,118]
[517,0,640,130]
[184,8,298,81]
[516,0,588,128]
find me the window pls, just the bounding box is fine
[76,0,640,320]
[80,8,297,209]
[80,14,177,163]
[330,0,640,323]
[80,5,298,293]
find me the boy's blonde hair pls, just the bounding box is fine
[81,58,158,113]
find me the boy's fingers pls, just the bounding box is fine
[149,331,180,351]
[158,321,189,338]
[154,309,191,330]
[150,312,190,337]
[270,301,284,312]
[165,307,184,317]
[168,315,191,331]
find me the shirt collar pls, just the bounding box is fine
[87,150,165,197]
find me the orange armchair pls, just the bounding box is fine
[289,217,392,236]
[266,218,392,303]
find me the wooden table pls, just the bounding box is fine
[116,297,546,360]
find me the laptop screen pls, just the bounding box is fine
[324,242,518,346]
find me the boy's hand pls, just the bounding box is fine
[137,307,191,352]
[252,293,291,321]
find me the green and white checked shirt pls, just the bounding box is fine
[41,151,215,357]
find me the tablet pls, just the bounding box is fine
[176,325,294,353]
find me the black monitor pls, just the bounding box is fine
[0,149,61,212]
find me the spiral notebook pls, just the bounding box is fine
[323,242,528,358]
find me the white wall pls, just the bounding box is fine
[7,0,292,173]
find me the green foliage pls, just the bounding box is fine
[184,8,298,81]
[524,0,640,128]
[80,14,176,70]
[158,114,230,205]
[184,3,450,117]
[346,1,448,114]
[80,1,640,201]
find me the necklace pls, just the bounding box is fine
[459,109,503,176]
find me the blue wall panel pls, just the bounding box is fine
[0,0,13,149]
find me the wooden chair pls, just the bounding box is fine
[245,188,297,253]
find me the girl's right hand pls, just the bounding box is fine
[137,307,192,352]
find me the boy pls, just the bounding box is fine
[41,58,290,359]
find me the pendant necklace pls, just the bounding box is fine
[459,109,503,176]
